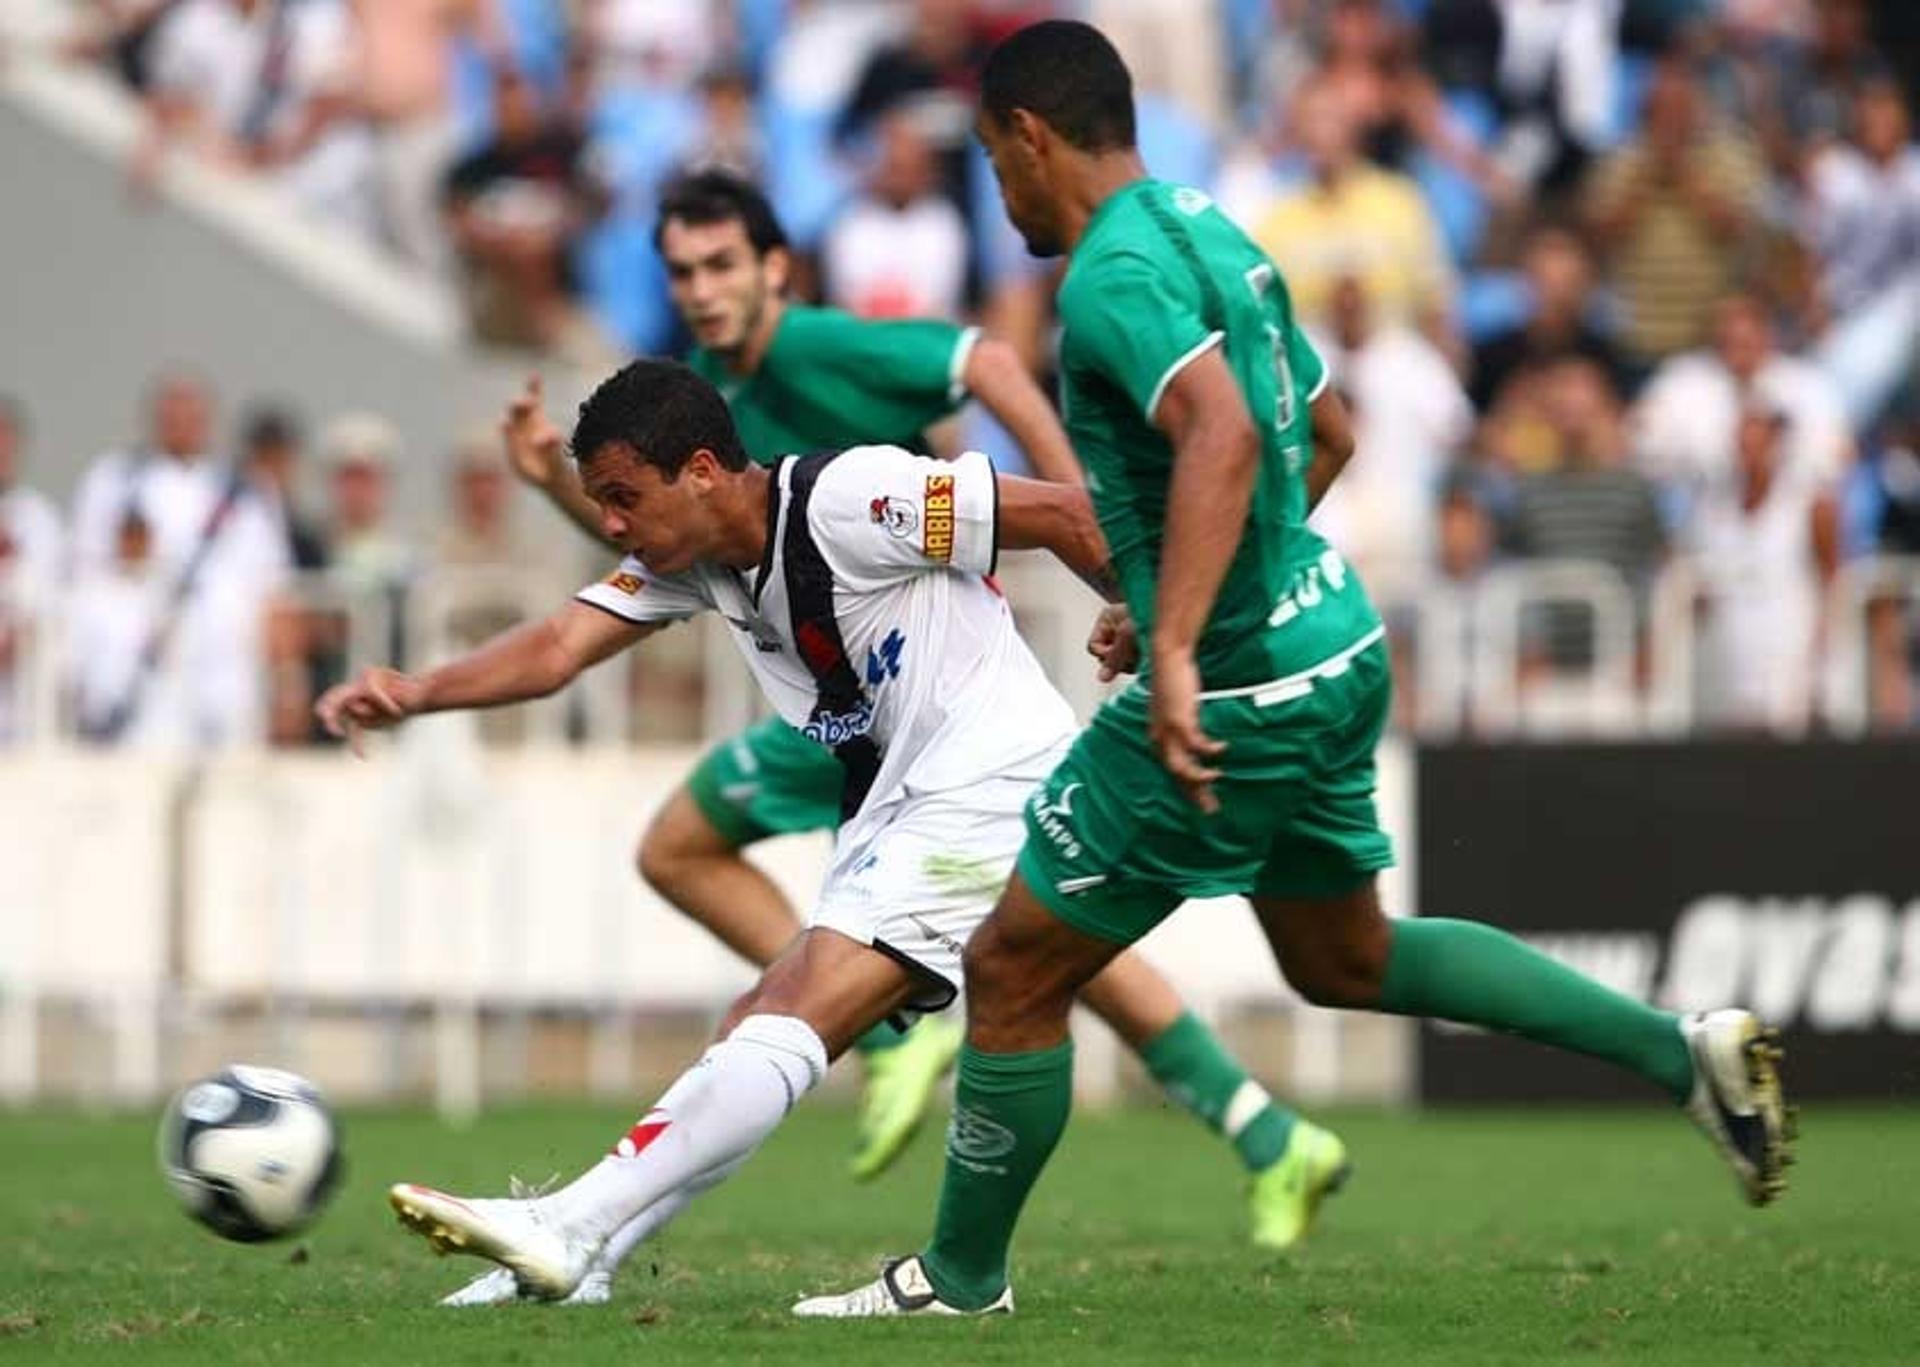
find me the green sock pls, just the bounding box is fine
[1380,918,1694,1102]
[1139,1011,1295,1171]
[853,1018,911,1055]
[920,1040,1074,1310]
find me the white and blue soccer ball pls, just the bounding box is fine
[158,1065,343,1242]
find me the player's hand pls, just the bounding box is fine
[1148,649,1225,814]
[501,374,566,491]
[315,667,427,756]
[1086,603,1140,681]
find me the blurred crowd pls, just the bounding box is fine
[0,375,601,748]
[8,0,1920,744]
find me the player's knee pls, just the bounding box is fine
[1279,927,1389,1009]
[636,818,688,897]
[962,925,1073,1038]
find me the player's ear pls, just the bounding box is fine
[762,245,793,296]
[1008,108,1050,164]
[682,448,722,490]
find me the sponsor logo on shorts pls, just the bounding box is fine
[947,1105,1017,1167]
[869,495,919,540]
[1029,783,1084,861]
[605,570,644,595]
[906,911,966,958]
[922,474,955,562]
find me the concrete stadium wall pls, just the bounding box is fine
[0,736,1418,1107]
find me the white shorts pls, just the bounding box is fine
[809,748,1066,1012]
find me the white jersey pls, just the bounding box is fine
[577,445,1077,822]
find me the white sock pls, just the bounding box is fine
[589,1153,748,1275]
[541,1014,826,1247]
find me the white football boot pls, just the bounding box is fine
[792,1255,1013,1318]
[439,1264,612,1308]
[1680,1009,1796,1206]
[389,1182,594,1300]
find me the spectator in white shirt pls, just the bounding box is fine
[0,399,64,610]
[1631,292,1853,544]
[1309,275,1474,611]
[0,399,66,745]
[1695,407,1840,736]
[139,0,377,240]
[1803,78,1920,430]
[822,110,969,322]
[67,510,179,745]
[69,373,292,748]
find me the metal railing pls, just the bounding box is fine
[3,554,1918,750]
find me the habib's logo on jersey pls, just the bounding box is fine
[869,495,918,540]
[922,474,956,562]
[605,569,643,595]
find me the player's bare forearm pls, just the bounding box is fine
[1149,353,1259,662]
[994,474,1120,601]
[964,336,1085,487]
[1303,387,1358,513]
[415,602,652,713]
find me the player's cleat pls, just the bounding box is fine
[1680,1009,1793,1206]
[440,1265,612,1308]
[792,1254,1013,1318]
[389,1182,593,1300]
[1248,1118,1352,1250]
[849,1016,964,1182]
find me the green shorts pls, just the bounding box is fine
[685,716,845,846]
[1016,637,1395,946]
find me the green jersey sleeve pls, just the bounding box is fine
[776,308,978,424]
[1060,249,1221,423]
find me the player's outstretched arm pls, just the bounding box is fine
[315,601,656,752]
[502,375,617,550]
[963,337,1085,488]
[1303,386,1359,513]
[993,474,1120,601]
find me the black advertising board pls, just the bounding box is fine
[1415,741,1920,1102]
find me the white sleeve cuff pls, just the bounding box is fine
[1146,331,1226,423]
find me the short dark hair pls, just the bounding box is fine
[981,20,1136,152]
[653,169,788,256]
[241,404,302,452]
[571,360,749,477]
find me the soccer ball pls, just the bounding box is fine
[158,1065,343,1242]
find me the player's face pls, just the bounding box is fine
[659,217,782,356]
[578,442,720,574]
[976,109,1065,258]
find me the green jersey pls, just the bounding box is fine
[688,304,978,465]
[1057,179,1381,691]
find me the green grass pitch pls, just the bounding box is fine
[4,1100,1916,1364]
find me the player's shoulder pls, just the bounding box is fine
[809,443,923,501]
[773,303,873,350]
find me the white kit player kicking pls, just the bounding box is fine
[317,359,1350,1305]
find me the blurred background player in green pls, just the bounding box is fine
[797,21,1791,1319]
[503,170,1341,1244]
